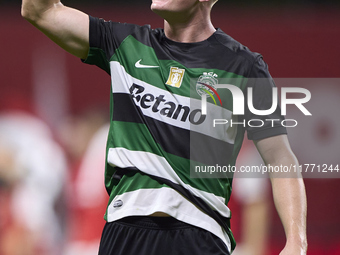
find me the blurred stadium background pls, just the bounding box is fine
[0,0,339,254]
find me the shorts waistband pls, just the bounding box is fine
[115,216,194,230]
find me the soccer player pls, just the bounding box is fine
[21,0,307,254]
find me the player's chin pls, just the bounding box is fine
[151,0,169,12]
[151,6,166,16]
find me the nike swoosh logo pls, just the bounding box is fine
[135,59,159,68]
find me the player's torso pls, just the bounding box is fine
[108,30,251,170]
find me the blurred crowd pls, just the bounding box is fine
[0,100,109,255]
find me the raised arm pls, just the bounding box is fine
[254,134,307,255]
[21,0,89,59]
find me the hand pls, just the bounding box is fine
[279,242,307,255]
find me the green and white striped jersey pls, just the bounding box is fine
[83,16,287,252]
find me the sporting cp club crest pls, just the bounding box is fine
[196,72,219,98]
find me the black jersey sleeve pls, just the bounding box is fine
[83,16,142,74]
[244,56,287,140]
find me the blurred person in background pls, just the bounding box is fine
[21,0,307,254]
[58,107,109,255]
[0,103,67,255]
[230,140,270,255]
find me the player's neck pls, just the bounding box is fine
[163,13,215,43]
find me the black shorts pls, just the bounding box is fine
[98,216,230,255]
